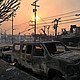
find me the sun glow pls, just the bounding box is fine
[36,15,40,21]
[32,14,40,21]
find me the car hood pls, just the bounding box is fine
[54,51,80,63]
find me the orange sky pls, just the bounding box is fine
[1,0,80,35]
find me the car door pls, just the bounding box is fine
[13,43,20,61]
[20,44,26,65]
[32,43,46,73]
[25,44,33,68]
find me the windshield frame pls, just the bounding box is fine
[43,42,70,55]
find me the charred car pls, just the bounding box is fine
[2,46,12,62]
[0,47,3,57]
[12,41,80,80]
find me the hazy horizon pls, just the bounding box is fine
[1,0,80,35]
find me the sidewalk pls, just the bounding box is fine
[0,59,39,80]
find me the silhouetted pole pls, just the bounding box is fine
[0,28,2,43]
[34,3,37,41]
[12,12,14,44]
[47,25,50,36]
[19,32,20,42]
[44,26,46,35]
[31,0,40,41]
[4,30,6,43]
[53,18,61,38]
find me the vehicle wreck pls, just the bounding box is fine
[11,41,80,80]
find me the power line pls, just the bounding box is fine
[18,27,34,34]
[36,13,80,27]
[16,19,80,35]
[37,14,49,24]
[37,21,52,25]
[15,9,80,35]
[13,9,80,34]
[38,14,75,21]
[60,19,80,25]
[14,21,29,26]
[36,17,80,26]
[41,9,80,20]
[61,17,80,22]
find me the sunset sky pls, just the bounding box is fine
[1,0,80,35]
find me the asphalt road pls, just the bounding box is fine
[0,58,39,80]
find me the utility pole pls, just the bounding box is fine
[12,12,14,44]
[31,0,40,41]
[47,25,50,36]
[4,30,6,43]
[52,18,61,38]
[18,32,20,42]
[44,26,46,35]
[0,28,2,43]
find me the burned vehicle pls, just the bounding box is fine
[2,46,12,62]
[0,47,3,57]
[12,41,80,80]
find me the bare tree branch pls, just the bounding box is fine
[0,0,21,23]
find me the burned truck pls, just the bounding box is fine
[11,41,80,80]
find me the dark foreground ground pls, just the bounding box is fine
[0,58,39,80]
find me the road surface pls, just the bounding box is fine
[0,58,39,80]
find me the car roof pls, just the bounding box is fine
[21,41,61,44]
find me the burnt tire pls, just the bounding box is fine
[51,76,63,80]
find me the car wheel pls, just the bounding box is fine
[51,76,63,80]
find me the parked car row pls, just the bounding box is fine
[11,41,80,80]
[1,41,80,80]
[0,45,13,62]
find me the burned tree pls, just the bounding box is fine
[0,0,21,23]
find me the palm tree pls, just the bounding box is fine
[0,0,21,23]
